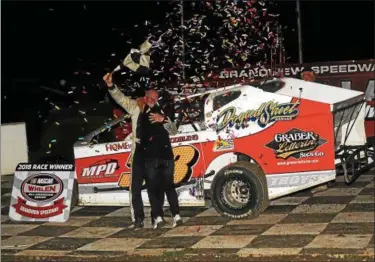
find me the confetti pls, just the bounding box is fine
[107,0,280,96]
[36,0,282,160]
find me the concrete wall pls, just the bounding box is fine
[1,123,29,175]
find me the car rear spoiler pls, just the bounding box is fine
[273,78,367,148]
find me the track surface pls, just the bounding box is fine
[1,170,374,261]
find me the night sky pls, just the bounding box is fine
[2,1,374,82]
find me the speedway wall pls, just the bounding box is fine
[1,123,29,175]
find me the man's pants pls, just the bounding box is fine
[145,158,180,219]
[131,149,145,222]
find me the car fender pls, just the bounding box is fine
[203,152,237,190]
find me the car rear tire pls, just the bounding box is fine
[211,161,269,219]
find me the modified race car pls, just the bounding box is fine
[73,77,374,219]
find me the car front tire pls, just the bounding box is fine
[211,161,269,219]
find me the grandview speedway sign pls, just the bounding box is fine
[217,60,374,79]
[209,59,374,94]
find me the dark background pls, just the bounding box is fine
[2,1,374,80]
[1,0,374,161]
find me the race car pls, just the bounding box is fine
[73,77,374,219]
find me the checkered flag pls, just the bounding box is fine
[113,40,152,76]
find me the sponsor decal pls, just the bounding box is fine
[81,159,120,177]
[216,100,300,131]
[12,197,67,219]
[10,166,73,222]
[213,138,234,152]
[170,134,199,144]
[224,169,243,175]
[267,171,334,188]
[276,159,320,166]
[265,128,327,160]
[21,173,63,203]
[105,142,131,152]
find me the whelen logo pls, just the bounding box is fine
[81,159,120,177]
[21,173,63,202]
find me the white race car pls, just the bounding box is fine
[72,78,374,219]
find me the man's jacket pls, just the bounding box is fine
[108,85,177,156]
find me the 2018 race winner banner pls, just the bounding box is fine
[9,163,75,223]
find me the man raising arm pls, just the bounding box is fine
[103,73,179,229]
[103,72,146,229]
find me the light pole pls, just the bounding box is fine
[296,0,303,64]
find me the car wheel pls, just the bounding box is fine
[211,161,269,219]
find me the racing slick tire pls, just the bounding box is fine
[210,161,269,219]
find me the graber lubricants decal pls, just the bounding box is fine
[216,100,300,132]
[265,128,327,159]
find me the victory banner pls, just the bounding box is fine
[9,163,75,222]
